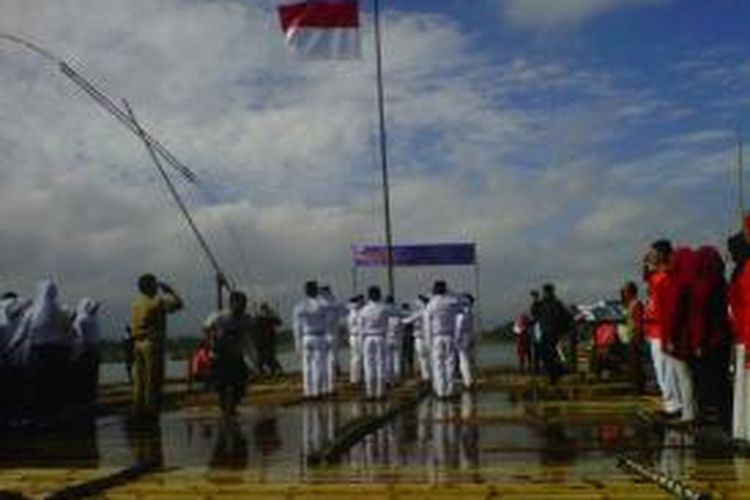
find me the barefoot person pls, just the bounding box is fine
[207,291,257,416]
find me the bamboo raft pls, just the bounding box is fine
[1,370,748,499]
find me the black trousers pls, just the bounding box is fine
[540,338,564,384]
[691,344,732,431]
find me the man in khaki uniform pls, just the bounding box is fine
[130,273,183,418]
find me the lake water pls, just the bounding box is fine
[99,341,518,385]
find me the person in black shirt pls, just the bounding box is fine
[537,284,573,384]
[208,291,257,416]
[256,303,283,377]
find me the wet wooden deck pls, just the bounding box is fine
[0,371,747,499]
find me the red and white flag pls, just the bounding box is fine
[275,1,360,59]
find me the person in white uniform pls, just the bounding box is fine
[293,281,328,398]
[455,293,476,390]
[358,286,390,399]
[384,296,404,386]
[319,285,347,395]
[404,295,430,383]
[425,280,461,398]
[347,295,365,385]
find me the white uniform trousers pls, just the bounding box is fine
[649,338,681,413]
[414,335,431,381]
[386,338,402,384]
[324,334,337,394]
[733,344,750,440]
[431,335,456,398]
[363,335,386,399]
[667,354,695,422]
[349,334,363,384]
[457,341,474,389]
[302,335,328,398]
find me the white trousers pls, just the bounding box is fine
[324,334,336,394]
[349,335,363,384]
[733,344,750,440]
[415,336,431,381]
[302,336,328,398]
[363,336,386,399]
[669,355,695,422]
[648,338,681,413]
[457,342,474,389]
[431,335,456,398]
[386,338,401,384]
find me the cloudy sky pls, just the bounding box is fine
[0,0,748,335]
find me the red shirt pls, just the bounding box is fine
[644,271,669,341]
[690,247,728,355]
[662,248,697,360]
[730,262,750,349]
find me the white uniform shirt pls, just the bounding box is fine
[293,297,327,348]
[425,293,461,339]
[347,305,362,339]
[403,302,427,340]
[358,300,391,338]
[386,304,403,343]
[455,304,474,348]
[319,293,347,337]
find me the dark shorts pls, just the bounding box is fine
[212,356,248,390]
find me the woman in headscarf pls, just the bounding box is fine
[690,246,731,430]
[72,298,101,405]
[0,292,31,424]
[27,279,73,418]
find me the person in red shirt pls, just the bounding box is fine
[660,245,697,424]
[513,313,532,373]
[642,241,681,416]
[188,338,213,391]
[728,226,750,440]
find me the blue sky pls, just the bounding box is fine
[0,0,748,334]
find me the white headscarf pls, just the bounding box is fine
[29,279,69,346]
[0,296,29,354]
[4,300,33,367]
[73,298,100,345]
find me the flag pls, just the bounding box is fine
[276,1,360,59]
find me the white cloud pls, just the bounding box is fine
[0,0,742,336]
[497,0,667,29]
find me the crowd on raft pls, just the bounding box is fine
[9,217,750,441]
[0,280,100,426]
[513,224,750,438]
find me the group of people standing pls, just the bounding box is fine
[0,279,101,426]
[640,237,734,429]
[293,279,476,400]
[511,228,750,434]
[129,273,285,419]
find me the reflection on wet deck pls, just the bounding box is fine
[0,372,746,498]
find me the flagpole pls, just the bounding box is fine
[373,0,396,298]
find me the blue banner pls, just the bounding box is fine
[352,243,476,267]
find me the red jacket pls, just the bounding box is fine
[644,270,669,341]
[662,247,696,360]
[729,260,750,349]
[690,246,729,356]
